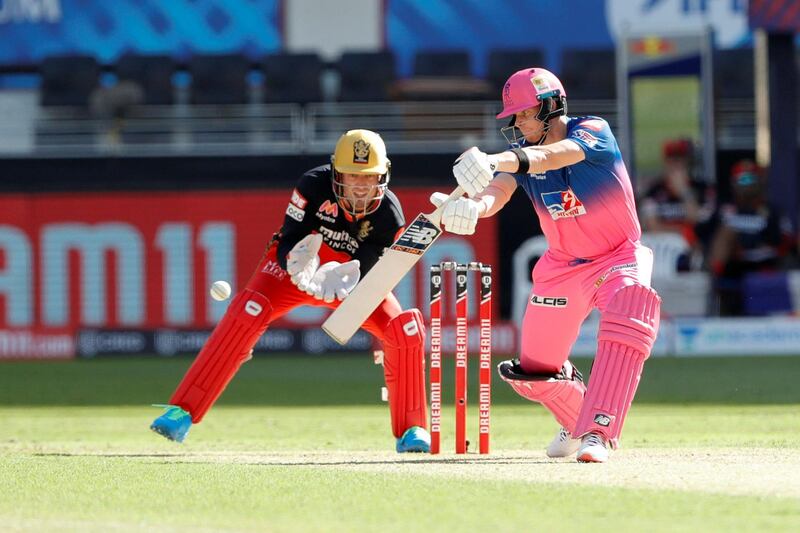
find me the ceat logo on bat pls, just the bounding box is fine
[541,189,587,220]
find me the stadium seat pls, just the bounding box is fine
[413,50,471,77]
[116,54,175,105]
[714,48,754,99]
[640,232,691,279]
[487,48,545,95]
[40,55,100,107]
[337,51,396,102]
[189,53,250,105]
[262,52,324,104]
[559,48,616,100]
[742,272,792,316]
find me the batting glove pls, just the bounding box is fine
[430,192,481,235]
[286,233,322,292]
[305,259,361,303]
[452,147,497,198]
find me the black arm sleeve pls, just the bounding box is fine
[276,175,321,269]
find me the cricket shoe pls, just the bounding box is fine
[396,426,431,453]
[577,432,609,463]
[150,405,192,443]
[546,427,581,458]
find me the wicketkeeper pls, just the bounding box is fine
[151,129,431,453]
[435,68,661,463]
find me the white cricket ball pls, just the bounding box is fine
[210,280,232,301]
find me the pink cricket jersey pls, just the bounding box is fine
[512,117,641,261]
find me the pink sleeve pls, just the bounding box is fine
[478,174,517,217]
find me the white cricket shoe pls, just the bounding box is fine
[546,427,581,458]
[577,432,609,463]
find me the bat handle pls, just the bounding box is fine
[428,185,465,226]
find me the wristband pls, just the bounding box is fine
[510,148,530,174]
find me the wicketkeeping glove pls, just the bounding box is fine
[305,259,361,303]
[430,192,481,235]
[452,146,497,198]
[286,233,322,292]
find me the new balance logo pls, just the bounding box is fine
[245,301,263,316]
[390,214,442,255]
[403,320,419,336]
[593,414,612,427]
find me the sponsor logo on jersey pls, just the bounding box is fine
[572,129,599,148]
[290,189,307,209]
[594,262,639,287]
[541,189,586,220]
[530,294,568,307]
[286,203,305,222]
[353,139,370,164]
[593,413,612,427]
[318,200,339,217]
[391,214,442,255]
[261,260,287,280]
[532,173,546,180]
[357,220,373,241]
[318,226,359,255]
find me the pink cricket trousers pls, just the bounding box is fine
[520,240,654,374]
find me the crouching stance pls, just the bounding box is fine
[151,130,430,452]
[440,67,661,461]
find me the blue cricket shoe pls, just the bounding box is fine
[396,426,431,453]
[150,405,192,443]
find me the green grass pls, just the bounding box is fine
[0,355,798,532]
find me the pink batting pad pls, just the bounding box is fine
[170,289,273,423]
[383,309,428,438]
[499,360,586,434]
[574,284,661,447]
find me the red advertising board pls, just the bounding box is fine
[0,188,500,358]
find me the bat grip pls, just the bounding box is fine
[428,186,465,225]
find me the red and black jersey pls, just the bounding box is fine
[275,165,405,276]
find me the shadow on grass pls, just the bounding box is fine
[2,354,799,406]
[30,451,556,466]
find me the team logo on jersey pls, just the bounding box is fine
[357,220,373,241]
[541,189,586,220]
[572,129,599,148]
[353,140,370,164]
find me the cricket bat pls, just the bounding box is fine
[322,186,465,345]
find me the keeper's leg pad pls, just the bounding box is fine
[574,284,661,447]
[170,289,273,423]
[382,309,427,438]
[498,359,586,434]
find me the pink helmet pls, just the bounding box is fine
[496,68,567,119]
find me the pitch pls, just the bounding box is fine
[0,355,798,531]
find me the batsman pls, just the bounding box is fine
[150,129,431,453]
[441,67,661,463]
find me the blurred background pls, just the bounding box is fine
[1,0,799,361]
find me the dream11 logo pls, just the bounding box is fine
[0,222,235,328]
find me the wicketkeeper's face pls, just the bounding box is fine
[339,172,382,213]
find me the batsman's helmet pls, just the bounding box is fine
[331,129,391,216]
[497,68,567,146]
